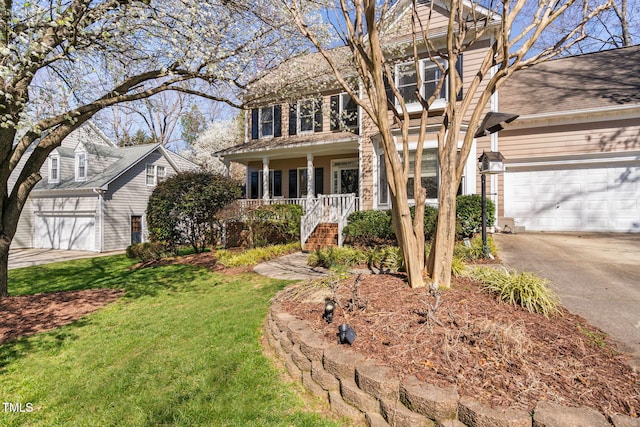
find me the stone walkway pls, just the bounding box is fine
[253,252,330,280]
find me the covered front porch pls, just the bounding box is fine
[220,133,364,249]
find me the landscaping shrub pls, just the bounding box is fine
[343,210,395,246]
[467,266,560,317]
[308,246,367,269]
[215,242,300,267]
[345,195,494,246]
[249,204,303,246]
[147,171,242,253]
[453,235,498,260]
[370,246,404,272]
[456,194,495,239]
[125,242,169,262]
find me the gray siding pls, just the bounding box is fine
[102,151,176,251]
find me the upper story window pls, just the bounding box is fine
[289,98,322,135]
[75,152,87,182]
[391,55,462,112]
[146,164,166,186]
[48,155,60,184]
[251,105,282,139]
[330,93,359,133]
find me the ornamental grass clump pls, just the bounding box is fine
[468,266,560,317]
[216,243,300,267]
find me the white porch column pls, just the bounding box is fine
[262,157,270,200]
[223,159,231,177]
[307,153,314,199]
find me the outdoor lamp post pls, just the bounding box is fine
[474,111,518,259]
[477,151,506,258]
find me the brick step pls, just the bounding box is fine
[303,223,339,251]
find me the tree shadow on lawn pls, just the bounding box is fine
[1,258,216,370]
[8,255,210,299]
[0,317,90,372]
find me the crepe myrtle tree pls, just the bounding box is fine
[282,0,611,289]
[0,0,313,298]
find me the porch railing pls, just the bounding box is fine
[233,194,360,248]
[300,197,322,246]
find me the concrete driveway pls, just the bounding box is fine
[493,232,640,368]
[8,248,124,270]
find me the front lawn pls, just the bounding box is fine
[1,255,341,426]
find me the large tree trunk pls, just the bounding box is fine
[0,235,10,297]
[427,176,458,288]
[390,193,425,288]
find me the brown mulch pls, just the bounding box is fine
[0,289,123,344]
[277,273,640,419]
[135,252,253,276]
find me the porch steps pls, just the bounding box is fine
[303,223,339,252]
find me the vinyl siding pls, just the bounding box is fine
[102,151,176,252]
[389,2,452,40]
[498,118,640,160]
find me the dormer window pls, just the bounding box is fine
[48,155,60,183]
[75,152,87,181]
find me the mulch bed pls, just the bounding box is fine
[0,289,123,344]
[277,273,640,418]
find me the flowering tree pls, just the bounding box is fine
[283,0,611,289]
[181,118,243,174]
[0,0,308,298]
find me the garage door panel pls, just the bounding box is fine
[35,215,95,251]
[505,165,640,232]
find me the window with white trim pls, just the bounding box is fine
[395,59,448,111]
[260,106,274,137]
[146,164,166,186]
[298,98,321,133]
[75,152,87,181]
[48,155,60,183]
[330,93,358,132]
[404,149,438,200]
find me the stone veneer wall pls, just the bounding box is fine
[265,301,640,427]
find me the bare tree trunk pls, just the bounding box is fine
[390,194,425,288]
[427,175,458,288]
[0,235,10,297]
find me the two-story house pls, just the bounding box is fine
[218,0,640,246]
[10,122,197,252]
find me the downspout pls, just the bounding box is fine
[92,188,105,252]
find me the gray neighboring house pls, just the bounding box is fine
[10,122,197,252]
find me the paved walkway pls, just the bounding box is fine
[8,249,124,270]
[254,252,331,280]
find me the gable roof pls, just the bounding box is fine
[35,143,197,192]
[500,45,640,116]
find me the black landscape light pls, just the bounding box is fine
[337,324,357,345]
[323,300,335,324]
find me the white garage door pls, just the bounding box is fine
[34,215,96,251]
[504,165,640,232]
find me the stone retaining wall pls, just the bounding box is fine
[265,302,640,427]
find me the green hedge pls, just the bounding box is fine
[343,195,496,244]
[249,204,304,247]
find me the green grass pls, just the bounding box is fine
[2,255,340,426]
